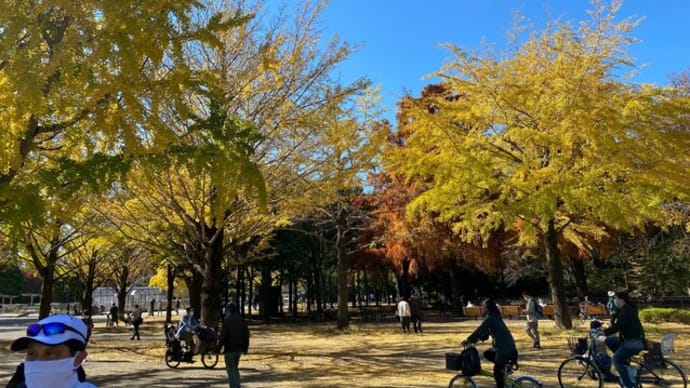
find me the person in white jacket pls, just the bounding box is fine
[8,314,97,387]
[396,298,412,333]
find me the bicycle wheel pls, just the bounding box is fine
[448,374,478,388]
[511,375,542,387]
[201,349,219,369]
[165,349,180,368]
[558,356,603,388]
[637,359,687,387]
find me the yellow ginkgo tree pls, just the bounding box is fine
[0,0,249,223]
[388,1,690,328]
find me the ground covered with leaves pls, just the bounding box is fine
[2,315,689,387]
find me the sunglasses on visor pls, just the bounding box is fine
[26,322,87,342]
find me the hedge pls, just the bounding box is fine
[639,308,690,324]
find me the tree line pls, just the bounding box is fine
[1,0,688,331]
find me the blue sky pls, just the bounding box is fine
[314,1,690,120]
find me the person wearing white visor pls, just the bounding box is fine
[7,314,97,388]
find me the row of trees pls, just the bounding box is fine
[0,0,384,328]
[1,0,688,331]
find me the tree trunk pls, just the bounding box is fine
[247,266,255,317]
[260,265,270,318]
[81,256,96,315]
[115,263,131,318]
[38,261,55,319]
[335,205,350,330]
[450,266,463,316]
[570,256,589,300]
[165,264,175,323]
[544,219,572,329]
[399,259,411,299]
[185,271,203,315]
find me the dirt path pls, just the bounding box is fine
[2,317,688,387]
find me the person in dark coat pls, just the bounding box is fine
[604,291,645,388]
[109,303,119,327]
[217,303,250,388]
[462,298,517,388]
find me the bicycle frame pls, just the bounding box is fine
[449,363,541,387]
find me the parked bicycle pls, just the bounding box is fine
[164,322,219,369]
[558,330,687,387]
[446,345,543,387]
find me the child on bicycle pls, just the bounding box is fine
[461,297,518,388]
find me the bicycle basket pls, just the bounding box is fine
[446,352,463,371]
[446,348,481,376]
[568,337,588,355]
[660,333,676,355]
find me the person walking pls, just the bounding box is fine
[522,291,541,349]
[604,291,645,388]
[7,314,96,387]
[109,303,119,327]
[462,298,518,388]
[217,303,250,388]
[130,305,143,340]
[396,297,412,333]
[409,294,423,333]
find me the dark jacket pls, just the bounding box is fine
[218,313,250,353]
[604,303,644,341]
[466,314,517,355]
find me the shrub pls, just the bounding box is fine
[639,308,690,324]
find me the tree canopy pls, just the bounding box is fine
[385,1,690,328]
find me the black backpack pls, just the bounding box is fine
[460,346,481,376]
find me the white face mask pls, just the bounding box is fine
[24,356,79,388]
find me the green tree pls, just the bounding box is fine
[0,265,23,296]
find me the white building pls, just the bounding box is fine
[92,286,166,311]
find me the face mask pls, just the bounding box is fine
[24,356,79,388]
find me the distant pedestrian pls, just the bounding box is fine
[606,290,619,324]
[131,305,143,340]
[175,298,181,316]
[522,291,541,349]
[149,298,155,317]
[409,294,423,333]
[396,298,411,333]
[217,303,250,388]
[109,303,119,327]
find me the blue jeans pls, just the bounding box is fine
[606,336,645,387]
[224,352,242,388]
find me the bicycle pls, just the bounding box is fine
[446,345,543,387]
[164,323,219,369]
[558,330,687,387]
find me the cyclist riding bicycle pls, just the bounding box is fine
[461,297,518,388]
[603,291,645,388]
[176,307,200,352]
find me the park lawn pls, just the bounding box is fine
[82,315,690,387]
